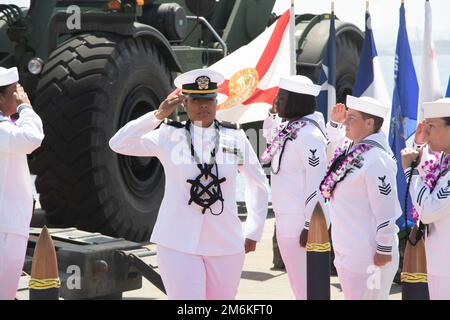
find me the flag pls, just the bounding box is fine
[353,9,391,136]
[389,3,419,231]
[211,9,292,124]
[316,11,336,123]
[418,0,443,120]
[446,77,450,97]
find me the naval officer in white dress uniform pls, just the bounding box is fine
[322,96,401,300]
[401,98,450,300]
[0,67,44,300]
[109,69,269,300]
[262,75,328,300]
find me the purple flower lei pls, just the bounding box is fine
[410,153,450,221]
[320,142,373,201]
[261,120,307,164]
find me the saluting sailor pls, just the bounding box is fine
[262,75,328,300]
[109,69,269,300]
[0,67,44,300]
[401,98,450,300]
[322,96,400,300]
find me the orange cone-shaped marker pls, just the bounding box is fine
[28,226,60,300]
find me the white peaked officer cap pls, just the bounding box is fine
[423,98,450,119]
[174,68,225,97]
[0,67,19,87]
[279,75,321,97]
[346,95,389,118]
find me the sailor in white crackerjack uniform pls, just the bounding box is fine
[322,96,400,300]
[262,75,328,300]
[0,67,44,300]
[401,98,450,300]
[109,69,269,300]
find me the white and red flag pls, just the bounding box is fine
[210,9,292,124]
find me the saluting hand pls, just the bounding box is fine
[245,238,257,254]
[270,98,277,114]
[331,103,347,124]
[414,121,428,145]
[14,83,31,106]
[155,92,186,120]
[401,147,422,170]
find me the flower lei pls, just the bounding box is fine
[260,120,307,164]
[410,153,450,221]
[320,142,373,201]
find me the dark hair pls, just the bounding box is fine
[0,85,9,95]
[444,117,450,126]
[360,111,384,133]
[279,89,316,119]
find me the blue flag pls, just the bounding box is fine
[446,76,450,97]
[389,3,419,231]
[353,10,391,135]
[353,11,377,97]
[317,12,336,123]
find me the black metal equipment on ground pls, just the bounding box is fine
[24,222,165,300]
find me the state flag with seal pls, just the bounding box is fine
[209,9,292,124]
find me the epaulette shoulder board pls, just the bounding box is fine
[163,118,184,128]
[218,121,241,130]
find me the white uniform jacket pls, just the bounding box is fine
[263,111,328,230]
[405,151,450,277]
[326,126,401,271]
[109,111,269,256]
[0,105,44,237]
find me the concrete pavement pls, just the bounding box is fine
[123,216,402,300]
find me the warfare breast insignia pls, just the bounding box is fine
[378,175,392,196]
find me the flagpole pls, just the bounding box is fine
[289,0,296,75]
[329,1,336,116]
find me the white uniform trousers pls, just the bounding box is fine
[156,245,245,300]
[275,212,307,300]
[276,231,307,300]
[0,232,28,300]
[335,248,399,300]
[428,275,450,300]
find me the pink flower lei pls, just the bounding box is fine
[410,152,450,221]
[261,120,307,164]
[320,142,373,201]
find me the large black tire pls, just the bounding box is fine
[31,33,172,241]
[298,29,362,104]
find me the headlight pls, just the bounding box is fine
[28,57,44,75]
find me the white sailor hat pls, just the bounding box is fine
[0,67,19,87]
[346,95,389,118]
[279,75,321,97]
[174,68,225,99]
[423,98,450,119]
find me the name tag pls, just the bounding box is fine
[222,146,244,165]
